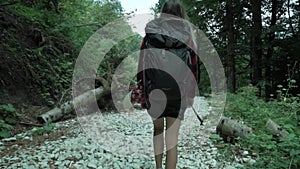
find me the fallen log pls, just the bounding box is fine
[37,87,104,123]
[216,116,253,143]
[265,119,289,141]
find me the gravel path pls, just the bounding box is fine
[0,97,252,169]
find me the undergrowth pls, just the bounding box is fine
[213,86,300,169]
[0,104,19,138]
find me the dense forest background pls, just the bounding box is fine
[0,0,300,168]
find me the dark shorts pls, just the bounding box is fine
[146,97,187,120]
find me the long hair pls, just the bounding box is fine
[161,0,186,19]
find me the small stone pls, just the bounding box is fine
[249,159,256,165]
[31,128,38,132]
[235,164,244,168]
[10,157,19,161]
[242,157,251,163]
[12,144,18,149]
[243,151,249,156]
[210,159,217,167]
[73,152,82,160]
[2,137,17,142]
[20,164,36,169]
[49,153,55,159]
[63,160,71,166]
[61,136,67,139]
[54,153,59,159]
[23,136,32,141]
[211,147,218,152]
[94,153,102,158]
[87,163,97,169]
[54,161,60,166]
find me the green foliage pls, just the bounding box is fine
[9,4,44,23]
[98,34,142,79]
[54,0,123,47]
[3,0,130,105]
[0,104,17,113]
[210,134,223,142]
[213,86,300,168]
[0,104,18,138]
[22,47,75,106]
[32,123,55,136]
[276,78,298,102]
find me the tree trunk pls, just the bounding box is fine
[250,0,263,96]
[216,116,253,143]
[265,0,278,100]
[226,0,236,93]
[37,87,104,123]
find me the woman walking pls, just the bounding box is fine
[135,1,199,168]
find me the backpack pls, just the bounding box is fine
[130,16,199,109]
[142,32,195,101]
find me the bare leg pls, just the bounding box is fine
[153,118,164,169]
[165,117,181,169]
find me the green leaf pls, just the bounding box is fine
[0,130,10,138]
[0,119,5,125]
[5,117,17,125]
[290,149,300,156]
[284,124,294,130]
[43,123,54,132]
[210,134,222,140]
[32,128,44,136]
[1,123,13,130]
[0,104,16,113]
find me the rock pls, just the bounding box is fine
[73,152,82,160]
[54,160,61,166]
[249,159,256,165]
[2,137,17,142]
[87,163,97,169]
[242,157,251,163]
[23,136,32,141]
[94,153,102,158]
[49,153,55,159]
[11,144,18,149]
[243,150,249,156]
[210,159,217,167]
[235,164,244,168]
[211,147,218,152]
[61,136,67,139]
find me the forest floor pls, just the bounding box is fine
[0,97,254,169]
